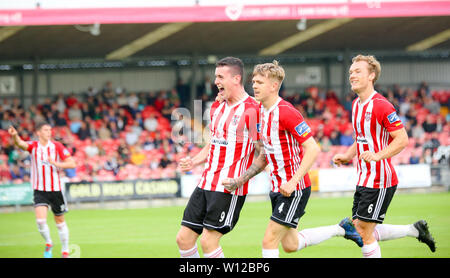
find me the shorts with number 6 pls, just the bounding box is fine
[352,185,397,224]
[269,187,311,229]
[181,187,246,235]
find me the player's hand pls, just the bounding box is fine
[359,151,380,163]
[179,157,194,172]
[47,157,58,167]
[280,181,296,197]
[221,177,243,192]
[332,154,351,166]
[215,92,225,103]
[8,125,18,137]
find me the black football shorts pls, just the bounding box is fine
[33,190,69,216]
[352,185,397,224]
[181,187,246,235]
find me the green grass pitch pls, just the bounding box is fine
[0,192,448,258]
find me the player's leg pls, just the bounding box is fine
[373,220,436,252]
[177,187,205,258]
[34,190,53,258]
[200,228,224,258]
[201,191,246,258]
[51,191,70,258]
[352,186,397,258]
[354,219,380,258]
[176,226,201,258]
[272,187,349,254]
[262,220,289,258]
[35,205,53,258]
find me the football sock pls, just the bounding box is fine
[179,244,200,258]
[362,241,381,258]
[262,248,279,258]
[373,224,419,241]
[204,246,224,258]
[36,218,52,245]
[297,225,345,251]
[56,222,70,253]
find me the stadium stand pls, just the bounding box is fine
[0,81,448,185]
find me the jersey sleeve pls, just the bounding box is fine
[26,141,37,153]
[244,103,261,141]
[279,104,312,144]
[375,100,404,132]
[55,142,72,160]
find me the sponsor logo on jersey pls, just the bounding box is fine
[387,111,400,124]
[356,137,368,144]
[294,121,311,137]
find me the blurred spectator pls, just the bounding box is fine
[144,114,158,132]
[98,122,112,140]
[329,130,341,146]
[104,153,121,175]
[339,129,354,146]
[84,141,99,157]
[10,164,25,181]
[77,121,91,140]
[130,145,146,166]
[54,112,68,127]
[421,148,434,165]
[159,154,172,169]
[422,114,437,133]
[68,103,83,121]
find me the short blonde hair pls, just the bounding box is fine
[253,60,285,87]
[352,54,381,84]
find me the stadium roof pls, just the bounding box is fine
[0,16,449,65]
[0,0,449,65]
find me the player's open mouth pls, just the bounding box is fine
[218,87,225,92]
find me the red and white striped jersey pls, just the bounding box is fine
[260,98,312,193]
[352,91,404,189]
[26,140,72,192]
[197,94,260,196]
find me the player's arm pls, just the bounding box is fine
[8,125,29,151]
[48,156,77,169]
[359,128,408,163]
[179,142,211,172]
[280,137,320,197]
[222,141,267,192]
[332,141,357,166]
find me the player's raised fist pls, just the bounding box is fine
[179,157,193,172]
[8,125,18,136]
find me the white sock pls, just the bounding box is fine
[297,225,345,251]
[56,222,70,253]
[179,244,200,258]
[36,219,52,245]
[204,246,225,258]
[262,248,279,258]
[373,224,419,241]
[362,241,381,258]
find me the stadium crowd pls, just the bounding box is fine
[0,79,448,185]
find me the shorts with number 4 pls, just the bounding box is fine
[269,187,311,229]
[352,185,397,224]
[181,187,246,235]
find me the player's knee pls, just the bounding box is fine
[281,243,297,253]
[176,230,194,249]
[262,233,278,249]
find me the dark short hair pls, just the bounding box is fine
[35,122,51,131]
[216,57,244,85]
